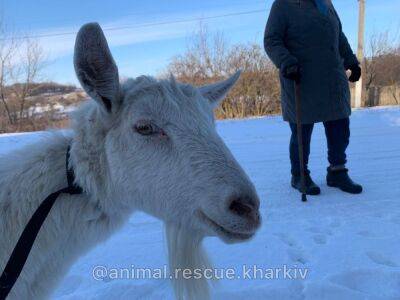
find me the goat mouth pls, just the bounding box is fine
[197,210,254,241]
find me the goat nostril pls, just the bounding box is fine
[229,198,254,217]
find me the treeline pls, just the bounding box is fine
[166,27,400,118]
[363,31,400,105]
[1,24,400,133]
[165,27,281,119]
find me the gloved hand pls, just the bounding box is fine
[348,64,361,82]
[283,64,301,83]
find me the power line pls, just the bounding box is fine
[0,9,266,41]
[7,0,267,27]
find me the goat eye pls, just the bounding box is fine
[135,122,155,135]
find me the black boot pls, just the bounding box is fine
[327,167,362,194]
[291,172,321,195]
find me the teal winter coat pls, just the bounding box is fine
[264,0,359,124]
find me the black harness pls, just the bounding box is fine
[0,146,83,300]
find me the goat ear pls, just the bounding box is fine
[74,23,120,113]
[199,71,241,108]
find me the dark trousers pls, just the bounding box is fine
[289,118,350,175]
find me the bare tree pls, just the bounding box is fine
[10,38,46,120]
[0,20,17,124]
[165,24,281,119]
[362,29,400,106]
[364,30,400,93]
[0,20,47,131]
[167,24,228,84]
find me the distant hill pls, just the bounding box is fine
[22,82,87,116]
[0,82,88,133]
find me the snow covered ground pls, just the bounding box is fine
[1,107,400,300]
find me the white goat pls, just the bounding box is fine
[0,23,261,300]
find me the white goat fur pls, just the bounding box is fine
[0,23,260,300]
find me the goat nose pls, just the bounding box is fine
[228,195,259,220]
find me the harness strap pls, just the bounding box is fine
[0,145,82,300]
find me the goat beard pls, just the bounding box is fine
[165,223,213,300]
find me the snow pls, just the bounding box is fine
[1,107,400,300]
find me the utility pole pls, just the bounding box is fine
[355,0,365,108]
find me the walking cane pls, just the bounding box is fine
[294,81,307,202]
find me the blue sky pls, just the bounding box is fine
[1,0,399,85]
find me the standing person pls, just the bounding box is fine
[264,0,363,195]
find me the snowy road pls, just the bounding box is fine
[1,107,399,299]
